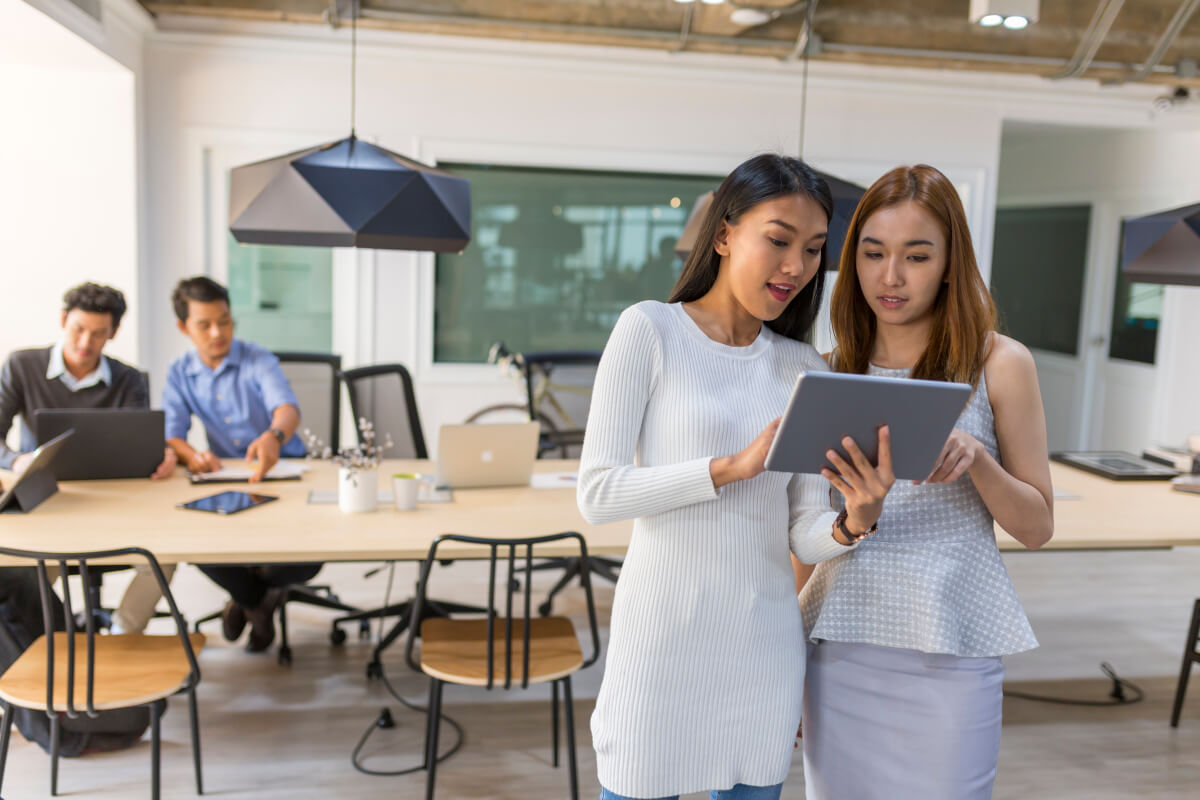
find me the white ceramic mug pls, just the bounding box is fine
[339,467,378,513]
[392,473,420,511]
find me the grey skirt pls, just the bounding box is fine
[802,640,1004,800]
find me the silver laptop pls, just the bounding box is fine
[435,422,540,489]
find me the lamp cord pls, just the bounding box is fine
[350,0,357,138]
[349,561,465,777]
[797,1,815,157]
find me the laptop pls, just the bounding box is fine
[34,408,166,480]
[435,422,540,489]
[0,429,73,513]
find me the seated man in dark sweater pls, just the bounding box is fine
[0,282,176,634]
[164,276,318,653]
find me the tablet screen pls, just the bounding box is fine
[179,491,278,515]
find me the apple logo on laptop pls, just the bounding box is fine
[480,450,495,463]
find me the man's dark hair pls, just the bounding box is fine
[172,276,230,323]
[63,282,128,329]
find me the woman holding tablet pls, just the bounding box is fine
[577,153,893,800]
[799,164,1054,800]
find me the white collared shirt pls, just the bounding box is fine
[46,342,111,393]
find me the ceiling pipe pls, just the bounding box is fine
[1048,0,1125,80]
[786,0,817,61]
[1104,0,1200,85]
[675,3,694,53]
[357,5,1176,77]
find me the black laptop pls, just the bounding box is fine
[34,409,165,480]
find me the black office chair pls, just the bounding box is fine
[0,546,204,799]
[192,352,360,665]
[331,364,488,679]
[1170,597,1200,726]
[405,531,601,800]
[511,350,622,616]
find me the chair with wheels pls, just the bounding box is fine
[0,546,205,799]
[332,364,489,678]
[405,531,601,800]
[192,352,360,665]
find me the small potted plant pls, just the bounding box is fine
[303,419,392,513]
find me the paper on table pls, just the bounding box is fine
[306,485,453,504]
[189,461,310,483]
[1053,488,1081,501]
[530,471,578,490]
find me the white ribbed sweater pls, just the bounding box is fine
[577,301,851,798]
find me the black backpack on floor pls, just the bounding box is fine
[0,569,155,757]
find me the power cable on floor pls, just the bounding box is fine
[1003,662,1144,707]
[350,561,465,776]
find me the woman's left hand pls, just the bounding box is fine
[920,429,983,485]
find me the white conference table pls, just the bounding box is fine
[1,460,1198,566]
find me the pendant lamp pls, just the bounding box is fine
[1120,202,1200,287]
[228,1,470,252]
[673,4,862,268]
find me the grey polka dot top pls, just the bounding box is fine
[799,364,1039,658]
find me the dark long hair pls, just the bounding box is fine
[668,153,833,342]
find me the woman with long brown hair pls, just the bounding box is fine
[798,164,1054,799]
[577,153,892,800]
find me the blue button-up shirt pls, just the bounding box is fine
[163,340,305,459]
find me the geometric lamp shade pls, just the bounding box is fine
[1120,201,1200,286]
[229,135,471,252]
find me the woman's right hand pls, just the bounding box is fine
[821,425,895,534]
[710,418,781,489]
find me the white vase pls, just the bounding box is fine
[338,467,378,513]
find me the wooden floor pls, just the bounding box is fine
[2,547,1200,799]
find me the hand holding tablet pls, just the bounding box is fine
[764,371,972,482]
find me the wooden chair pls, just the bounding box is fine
[1170,597,1200,727]
[404,531,601,800]
[0,546,205,799]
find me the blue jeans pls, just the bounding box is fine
[600,783,783,800]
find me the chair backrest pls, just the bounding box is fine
[518,351,601,459]
[404,532,600,690]
[0,546,199,719]
[274,352,342,452]
[340,364,427,460]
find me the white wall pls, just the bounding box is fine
[131,17,1190,451]
[0,0,140,365]
[998,125,1200,451]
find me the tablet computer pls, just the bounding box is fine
[35,408,165,480]
[0,429,74,513]
[764,371,973,481]
[178,491,278,515]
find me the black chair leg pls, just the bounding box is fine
[562,676,578,800]
[1171,598,1200,727]
[49,713,60,796]
[151,700,164,800]
[552,680,560,768]
[425,679,444,800]
[539,562,583,617]
[0,701,12,794]
[188,688,204,794]
[277,602,292,666]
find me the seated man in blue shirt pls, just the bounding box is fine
[164,276,320,653]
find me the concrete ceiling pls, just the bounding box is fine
[140,0,1200,87]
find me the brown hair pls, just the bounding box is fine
[669,153,833,342]
[830,164,996,386]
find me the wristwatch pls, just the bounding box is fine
[835,508,877,545]
[269,428,286,445]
